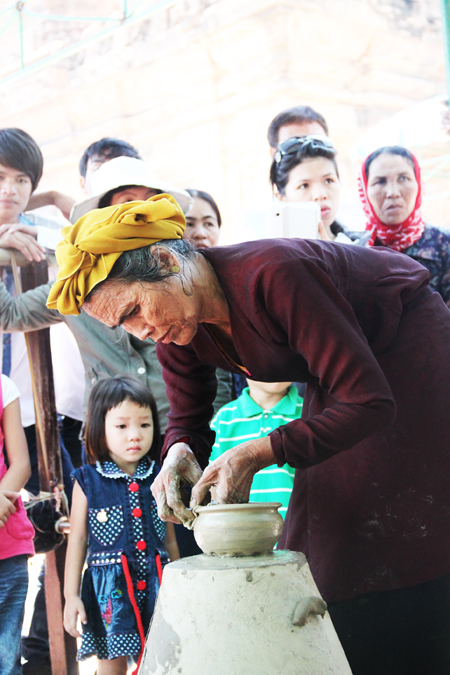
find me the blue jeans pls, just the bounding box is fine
[0,554,29,675]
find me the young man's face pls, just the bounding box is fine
[0,164,33,224]
[80,154,109,196]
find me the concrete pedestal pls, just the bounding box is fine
[140,551,352,675]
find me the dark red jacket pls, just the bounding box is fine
[158,239,450,602]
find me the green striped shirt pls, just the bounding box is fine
[210,386,303,518]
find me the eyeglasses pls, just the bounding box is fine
[274,135,336,163]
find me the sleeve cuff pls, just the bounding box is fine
[269,428,286,467]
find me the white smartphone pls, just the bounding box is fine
[269,201,320,239]
[234,201,320,243]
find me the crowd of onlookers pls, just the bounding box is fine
[1,101,450,674]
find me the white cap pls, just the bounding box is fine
[70,156,192,223]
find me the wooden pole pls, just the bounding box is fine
[19,260,78,675]
[44,545,79,675]
[21,261,62,493]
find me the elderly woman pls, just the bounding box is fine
[48,194,450,675]
[359,145,450,306]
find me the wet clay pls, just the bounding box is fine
[293,596,328,627]
[140,551,352,675]
[140,507,351,674]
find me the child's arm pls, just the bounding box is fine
[0,397,32,493]
[0,396,30,526]
[64,481,88,638]
[164,521,180,561]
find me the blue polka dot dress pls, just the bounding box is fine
[72,458,168,661]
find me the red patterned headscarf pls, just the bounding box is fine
[358,149,425,251]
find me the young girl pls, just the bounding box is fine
[64,376,179,674]
[0,373,34,675]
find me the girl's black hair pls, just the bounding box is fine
[186,189,222,227]
[364,145,416,179]
[0,128,43,192]
[84,376,161,464]
[269,141,339,196]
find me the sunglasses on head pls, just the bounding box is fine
[274,135,336,163]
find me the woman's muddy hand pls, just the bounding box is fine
[151,442,203,526]
[191,437,276,509]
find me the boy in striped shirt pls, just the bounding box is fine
[209,381,303,519]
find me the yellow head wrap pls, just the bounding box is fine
[47,193,185,316]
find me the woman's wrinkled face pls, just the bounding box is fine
[366,153,418,225]
[83,278,202,346]
[279,157,340,228]
[184,198,220,249]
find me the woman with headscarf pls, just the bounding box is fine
[48,193,450,675]
[359,145,450,306]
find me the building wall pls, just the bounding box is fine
[0,0,447,239]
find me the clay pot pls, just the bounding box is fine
[193,502,283,556]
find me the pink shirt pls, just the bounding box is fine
[0,375,34,560]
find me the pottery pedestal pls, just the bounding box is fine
[140,551,352,675]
